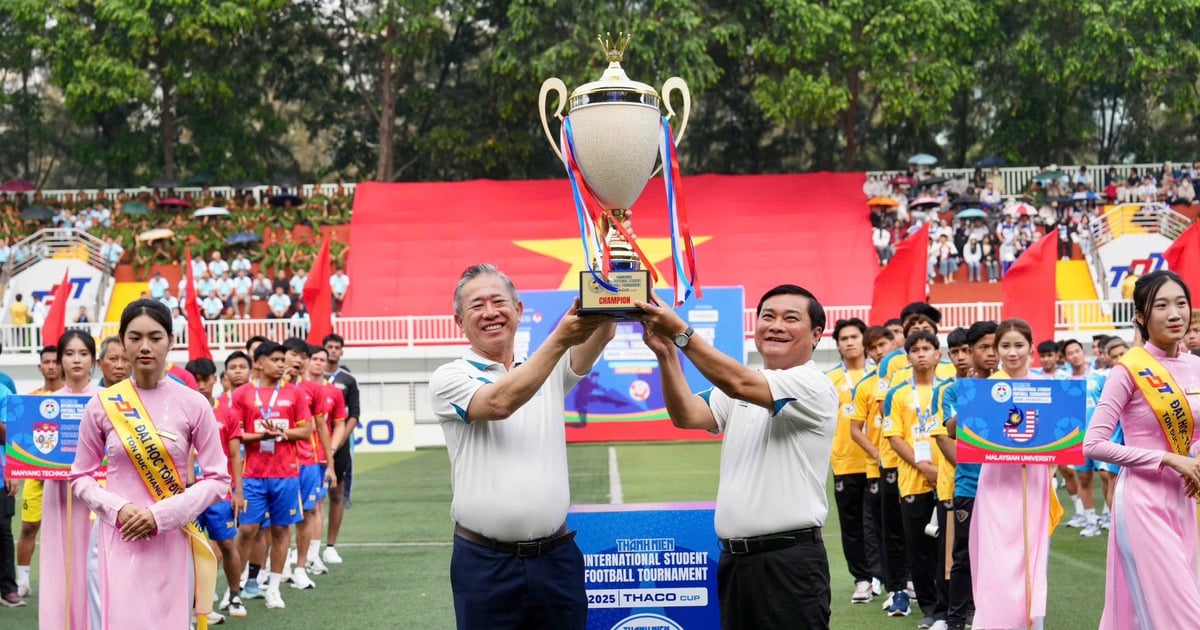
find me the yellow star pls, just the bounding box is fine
[513,236,712,290]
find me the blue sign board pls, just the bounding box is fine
[4,395,96,479]
[956,378,1086,465]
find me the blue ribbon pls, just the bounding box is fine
[660,116,695,305]
[562,118,617,293]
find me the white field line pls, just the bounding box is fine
[608,446,624,505]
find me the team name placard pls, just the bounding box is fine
[956,379,1086,465]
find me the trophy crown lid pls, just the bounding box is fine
[597,31,631,63]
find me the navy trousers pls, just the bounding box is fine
[451,534,587,630]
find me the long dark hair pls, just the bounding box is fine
[1133,270,1192,342]
[119,299,173,339]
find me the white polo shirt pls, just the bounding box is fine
[430,348,582,542]
[708,361,839,539]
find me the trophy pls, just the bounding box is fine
[539,32,698,317]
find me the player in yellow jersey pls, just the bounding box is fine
[15,345,63,598]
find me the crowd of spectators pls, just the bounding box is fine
[866,161,1200,284]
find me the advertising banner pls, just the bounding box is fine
[569,502,719,630]
[519,288,744,443]
[956,378,1086,465]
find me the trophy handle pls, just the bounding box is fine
[539,78,569,162]
[661,77,690,146]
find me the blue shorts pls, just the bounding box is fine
[299,464,322,511]
[1074,458,1101,473]
[198,499,238,541]
[242,477,303,527]
[314,464,329,503]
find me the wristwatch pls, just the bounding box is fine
[673,326,695,348]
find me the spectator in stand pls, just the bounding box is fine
[1057,216,1074,261]
[195,271,215,299]
[1103,167,1120,187]
[188,254,206,280]
[0,241,9,268]
[963,237,983,283]
[74,306,89,324]
[148,272,171,303]
[1137,176,1157,202]
[330,266,350,315]
[289,268,308,298]
[936,234,958,284]
[1126,168,1141,187]
[290,301,310,337]
[209,251,229,278]
[267,286,291,320]
[996,214,1016,242]
[999,235,1017,276]
[160,291,179,313]
[171,307,187,342]
[1073,166,1091,189]
[12,244,27,266]
[216,273,234,308]
[980,182,1001,208]
[272,269,290,294]
[251,272,273,303]
[873,224,893,266]
[231,252,252,276]
[99,236,124,272]
[1179,176,1195,204]
[232,270,253,319]
[31,295,48,328]
[1104,178,1121,203]
[202,292,225,320]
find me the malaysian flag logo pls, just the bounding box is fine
[1002,405,1037,443]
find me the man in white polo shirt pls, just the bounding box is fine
[429,263,614,630]
[635,284,839,629]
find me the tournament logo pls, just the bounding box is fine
[628,379,651,402]
[868,481,879,494]
[1002,405,1038,443]
[609,613,684,630]
[834,480,844,492]
[903,495,916,503]
[33,421,59,455]
[990,382,1012,404]
[886,471,897,483]
[38,398,61,419]
[956,509,969,523]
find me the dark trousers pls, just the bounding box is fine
[899,492,946,619]
[879,467,909,592]
[0,494,15,596]
[718,538,831,630]
[451,534,587,630]
[863,477,884,581]
[833,473,871,582]
[947,496,976,628]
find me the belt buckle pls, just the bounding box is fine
[515,541,542,558]
[727,538,750,554]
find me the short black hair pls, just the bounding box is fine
[245,335,270,353]
[865,326,892,348]
[904,330,940,352]
[224,350,251,369]
[900,302,942,325]
[947,327,969,348]
[40,345,58,359]
[253,341,285,362]
[755,284,826,332]
[1036,340,1059,354]
[965,321,998,346]
[832,318,867,342]
[322,333,345,346]
[884,318,903,329]
[1092,334,1110,343]
[308,344,327,357]
[1061,338,1085,354]
[185,358,217,379]
[282,337,310,356]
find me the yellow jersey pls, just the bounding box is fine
[827,365,868,476]
[882,380,947,498]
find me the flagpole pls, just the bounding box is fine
[1022,464,1032,630]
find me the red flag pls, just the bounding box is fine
[1002,230,1058,351]
[302,234,334,345]
[41,269,71,347]
[870,223,930,325]
[1164,222,1200,296]
[184,246,212,360]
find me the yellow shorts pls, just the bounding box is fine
[21,479,43,523]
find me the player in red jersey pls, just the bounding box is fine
[306,344,347,571]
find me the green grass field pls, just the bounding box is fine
[6,443,1108,628]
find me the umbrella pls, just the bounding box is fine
[183,171,216,187]
[0,179,35,193]
[137,228,174,242]
[272,176,301,189]
[910,196,942,208]
[916,176,949,187]
[975,156,1005,168]
[1072,191,1099,201]
[1033,170,1067,184]
[1045,195,1074,204]
[889,176,918,186]
[157,197,191,209]
[1006,202,1038,217]
[193,206,230,218]
[908,153,938,166]
[951,195,981,206]
[955,208,988,220]
[226,232,260,246]
[269,193,303,207]
[149,177,180,188]
[20,204,54,221]
[867,196,899,208]
[233,181,262,190]
[121,201,150,216]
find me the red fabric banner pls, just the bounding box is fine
[303,234,334,345]
[1002,231,1059,346]
[40,269,71,347]
[1164,221,1200,297]
[184,246,212,361]
[870,223,930,325]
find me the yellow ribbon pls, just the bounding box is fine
[100,379,217,630]
[1119,346,1194,457]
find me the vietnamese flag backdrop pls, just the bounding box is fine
[302,234,334,345]
[870,222,930,325]
[1002,231,1059,349]
[343,174,877,317]
[183,246,212,360]
[1164,222,1200,297]
[40,269,71,347]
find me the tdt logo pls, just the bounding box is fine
[1109,253,1164,287]
[31,277,92,302]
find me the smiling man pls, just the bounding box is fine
[429,263,614,630]
[635,284,839,630]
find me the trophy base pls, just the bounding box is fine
[579,270,651,318]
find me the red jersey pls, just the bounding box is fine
[213,393,244,478]
[165,363,199,390]
[230,381,310,478]
[293,378,327,466]
[315,383,347,463]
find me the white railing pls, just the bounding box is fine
[0,300,1140,354]
[28,183,353,204]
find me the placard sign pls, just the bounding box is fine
[3,395,104,479]
[568,502,719,630]
[955,378,1086,465]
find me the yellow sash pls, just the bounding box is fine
[100,379,218,630]
[1120,346,1194,457]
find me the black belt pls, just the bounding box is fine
[719,528,823,555]
[454,523,575,558]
